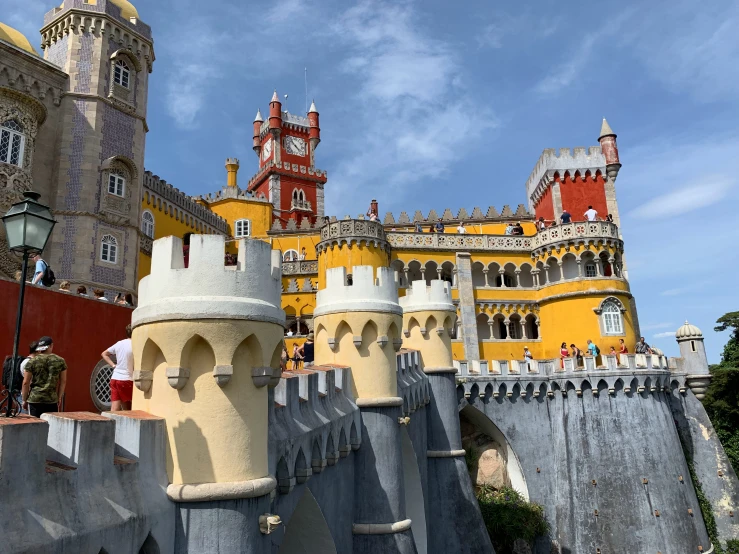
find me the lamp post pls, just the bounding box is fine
[1,191,56,417]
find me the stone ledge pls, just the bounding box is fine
[166,476,277,503]
[352,518,412,535]
[427,449,466,458]
[356,397,404,408]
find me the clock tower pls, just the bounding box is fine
[249,91,327,227]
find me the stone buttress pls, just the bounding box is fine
[401,280,494,553]
[131,234,285,553]
[314,265,417,553]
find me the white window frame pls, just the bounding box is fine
[601,300,624,335]
[114,59,130,89]
[234,219,251,238]
[100,234,118,264]
[584,262,597,278]
[141,210,155,238]
[283,249,299,262]
[0,120,25,167]
[108,172,126,197]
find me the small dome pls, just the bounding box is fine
[110,0,139,21]
[676,320,703,340]
[0,22,40,56]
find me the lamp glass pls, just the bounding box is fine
[2,212,26,250]
[2,195,56,252]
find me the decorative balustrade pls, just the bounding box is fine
[385,221,620,253]
[317,219,389,253]
[282,260,318,275]
[290,199,313,212]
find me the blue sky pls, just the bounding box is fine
[5,0,739,362]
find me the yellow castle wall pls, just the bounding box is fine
[317,243,391,289]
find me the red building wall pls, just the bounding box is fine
[558,172,608,220]
[0,279,132,412]
[535,186,555,222]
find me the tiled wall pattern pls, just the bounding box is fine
[45,34,69,69]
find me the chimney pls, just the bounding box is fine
[225,158,240,188]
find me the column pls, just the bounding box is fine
[532,269,540,287]
[521,319,528,339]
[295,317,301,335]
[595,259,603,276]
[576,259,582,277]
[455,252,480,361]
[482,268,489,287]
[452,268,458,287]
[542,265,549,285]
[557,261,563,280]
[403,268,409,288]
[498,269,506,288]
[514,270,521,288]
[488,320,495,340]
[436,268,442,280]
[420,268,426,281]
[608,257,615,276]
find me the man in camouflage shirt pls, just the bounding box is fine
[21,336,67,418]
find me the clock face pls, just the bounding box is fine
[262,138,273,160]
[284,135,306,156]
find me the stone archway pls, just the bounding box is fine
[460,405,528,500]
[278,488,337,554]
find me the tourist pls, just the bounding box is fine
[114,293,126,305]
[609,346,617,355]
[537,217,547,231]
[523,346,534,372]
[21,336,67,418]
[435,219,445,233]
[635,337,652,355]
[94,289,108,301]
[619,338,628,354]
[560,210,572,224]
[584,205,598,222]
[58,281,71,293]
[280,343,289,373]
[77,285,88,296]
[414,222,423,233]
[124,293,134,307]
[300,247,307,260]
[586,339,600,363]
[30,253,49,286]
[18,340,39,413]
[14,270,23,282]
[513,222,524,235]
[606,214,614,223]
[101,324,134,411]
[456,222,466,234]
[291,343,303,370]
[570,344,583,366]
[428,223,436,233]
[504,223,515,235]
[298,332,315,368]
[560,342,569,368]
[183,232,192,268]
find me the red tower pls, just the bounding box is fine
[248,91,327,227]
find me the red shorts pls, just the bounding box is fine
[110,379,133,403]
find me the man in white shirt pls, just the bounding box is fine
[101,324,134,411]
[584,205,598,221]
[456,222,467,234]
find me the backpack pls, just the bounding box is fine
[594,345,601,356]
[40,261,56,287]
[2,355,25,392]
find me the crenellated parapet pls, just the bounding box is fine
[396,349,430,416]
[271,365,361,493]
[317,219,388,253]
[382,204,533,225]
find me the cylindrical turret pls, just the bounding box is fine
[269,90,282,131]
[598,117,621,181]
[225,158,240,188]
[316,219,390,289]
[131,235,284,497]
[308,100,320,166]
[676,321,711,398]
[252,109,263,155]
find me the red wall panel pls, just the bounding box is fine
[0,279,132,412]
[558,172,608,221]
[535,186,555,222]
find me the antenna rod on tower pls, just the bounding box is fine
[305,67,308,114]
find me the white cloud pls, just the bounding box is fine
[653,331,677,339]
[661,287,691,297]
[641,322,674,331]
[628,177,733,220]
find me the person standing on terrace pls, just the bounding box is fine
[584,205,598,222]
[560,209,572,224]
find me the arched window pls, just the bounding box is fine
[0,120,25,167]
[114,59,130,88]
[108,170,125,197]
[141,210,154,238]
[100,234,118,264]
[601,300,623,335]
[283,249,299,262]
[234,219,250,238]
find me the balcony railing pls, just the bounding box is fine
[282,260,318,275]
[385,221,619,252]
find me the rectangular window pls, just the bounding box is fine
[691,341,696,352]
[101,243,117,263]
[235,220,250,238]
[585,263,597,277]
[108,174,125,197]
[603,313,623,334]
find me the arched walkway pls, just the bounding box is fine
[402,427,428,554]
[278,488,337,554]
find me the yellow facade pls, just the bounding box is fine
[317,242,390,289]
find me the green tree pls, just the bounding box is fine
[714,311,739,368]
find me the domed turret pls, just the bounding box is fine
[0,22,39,56]
[109,0,139,20]
[676,321,703,340]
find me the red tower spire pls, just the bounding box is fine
[252,109,263,155]
[308,100,320,167]
[598,118,621,181]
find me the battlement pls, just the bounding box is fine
[383,204,533,225]
[0,411,172,553]
[400,280,454,313]
[396,350,430,415]
[133,235,284,327]
[271,365,360,492]
[525,146,605,205]
[315,266,401,317]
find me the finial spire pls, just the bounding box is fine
[599,117,615,139]
[308,99,318,113]
[254,109,263,122]
[271,90,279,103]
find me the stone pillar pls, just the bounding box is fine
[542,265,549,285]
[482,268,489,287]
[455,253,480,361]
[403,268,409,288]
[452,268,458,287]
[420,268,426,282]
[595,259,603,276]
[504,319,511,339]
[314,266,415,553]
[514,269,521,287]
[577,259,582,277]
[132,235,284,553]
[436,268,442,280]
[487,321,495,340]
[498,269,506,288]
[400,281,494,553]
[532,269,540,287]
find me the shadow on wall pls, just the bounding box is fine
[460,405,528,500]
[278,488,337,554]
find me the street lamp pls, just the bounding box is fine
[1,191,56,417]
